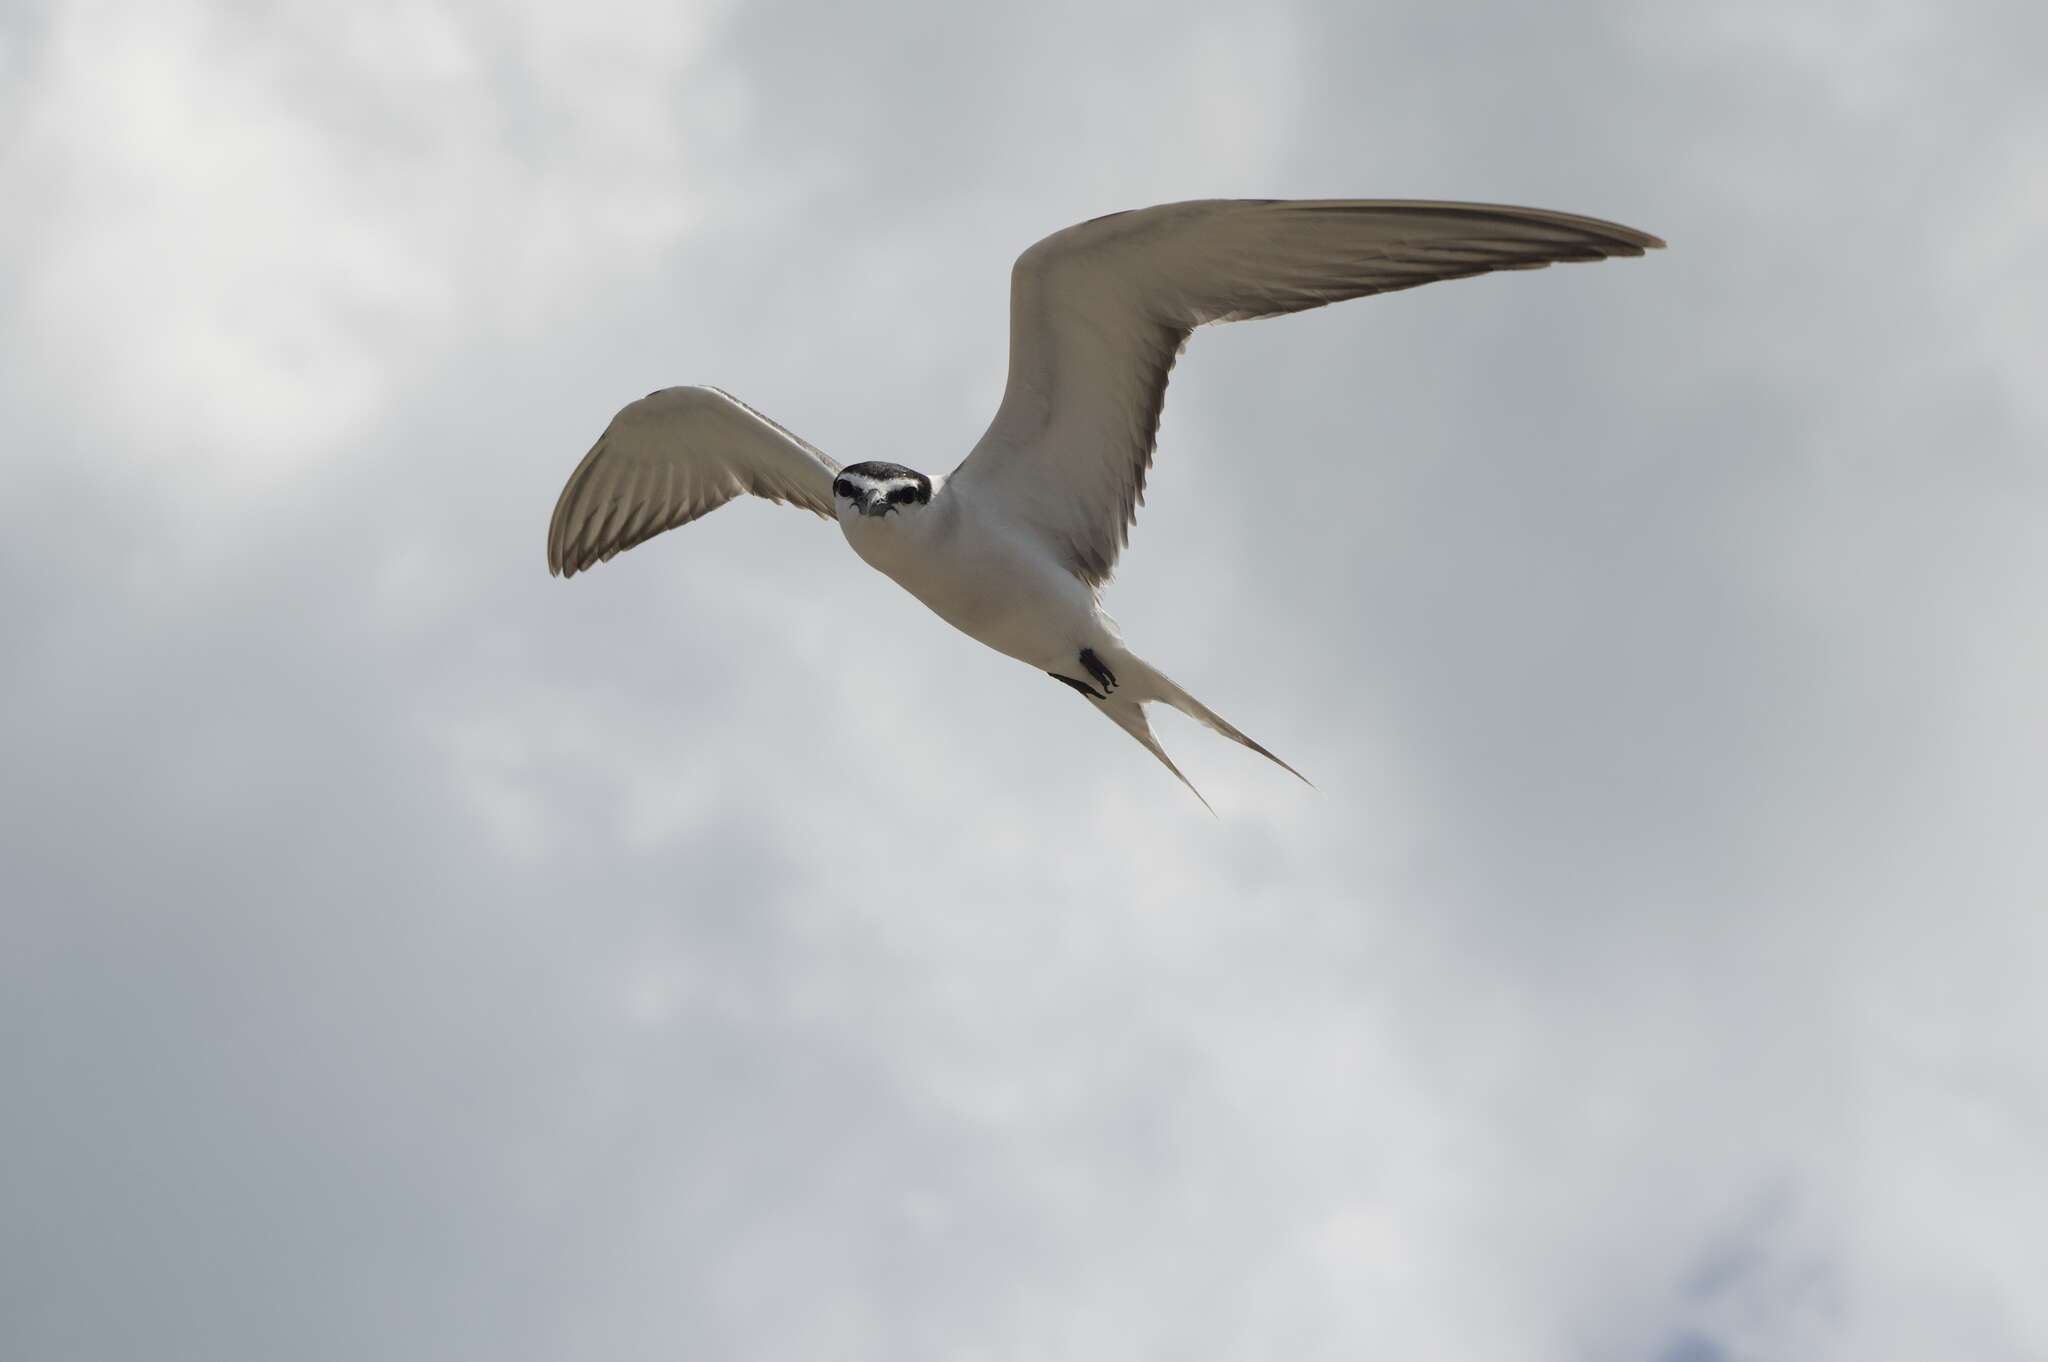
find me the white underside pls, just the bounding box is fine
[835,483,1114,678]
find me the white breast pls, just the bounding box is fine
[837,489,1100,673]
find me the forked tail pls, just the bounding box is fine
[1085,653,1310,809]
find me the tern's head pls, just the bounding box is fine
[832,462,931,519]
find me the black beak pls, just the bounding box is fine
[860,492,893,517]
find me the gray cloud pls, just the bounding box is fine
[3,1,2044,1359]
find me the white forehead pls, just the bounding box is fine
[838,471,921,490]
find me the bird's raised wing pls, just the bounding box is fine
[547,386,839,578]
[947,199,1664,586]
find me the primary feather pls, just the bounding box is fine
[948,199,1665,586]
[547,385,839,578]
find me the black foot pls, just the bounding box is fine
[1079,648,1118,694]
[1049,672,1104,699]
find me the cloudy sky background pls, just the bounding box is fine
[3,0,2043,1358]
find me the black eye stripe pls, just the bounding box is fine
[834,464,931,505]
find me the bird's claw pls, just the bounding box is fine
[1079,649,1118,695]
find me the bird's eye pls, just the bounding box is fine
[833,480,851,498]
[891,487,912,504]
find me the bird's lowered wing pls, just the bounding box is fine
[547,385,839,578]
[947,199,1664,587]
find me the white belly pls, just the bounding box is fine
[838,499,1102,674]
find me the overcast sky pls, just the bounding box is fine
[3,1,2044,1359]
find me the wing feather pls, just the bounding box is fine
[948,199,1664,586]
[546,385,840,578]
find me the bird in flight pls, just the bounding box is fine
[547,199,1663,808]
